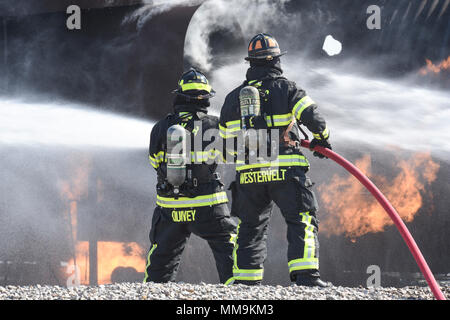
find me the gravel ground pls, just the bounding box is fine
[0,282,448,300]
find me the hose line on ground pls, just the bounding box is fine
[301,140,446,300]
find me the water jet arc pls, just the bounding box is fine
[301,140,446,300]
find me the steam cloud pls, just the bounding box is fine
[181,0,450,158]
[123,0,204,30]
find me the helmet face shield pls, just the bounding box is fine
[245,33,286,61]
[174,68,215,100]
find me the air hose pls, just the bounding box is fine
[301,140,446,300]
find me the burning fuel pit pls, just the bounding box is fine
[0,141,234,286]
[0,145,153,286]
[259,143,450,287]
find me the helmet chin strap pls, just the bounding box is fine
[173,104,208,114]
[175,92,215,100]
[172,94,210,112]
[172,88,216,101]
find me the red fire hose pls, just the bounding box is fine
[301,140,446,300]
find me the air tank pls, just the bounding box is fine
[166,124,189,194]
[239,85,261,130]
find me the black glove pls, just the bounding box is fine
[309,138,332,159]
[243,115,267,129]
[157,181,173,196]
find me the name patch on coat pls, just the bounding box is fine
[172,209,196,222]
[239,169,287,184]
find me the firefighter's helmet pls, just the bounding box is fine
[173,68,215,100]
[245,33,286,61]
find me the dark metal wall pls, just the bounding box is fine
[0,3,199,120]
[0,0,143,16]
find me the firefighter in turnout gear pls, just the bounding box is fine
[219,33,331,287]
[144,68,237,284]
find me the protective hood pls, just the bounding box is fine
[246,58,283,81]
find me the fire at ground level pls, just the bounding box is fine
[0,144,449,288]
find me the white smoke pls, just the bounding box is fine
[206,57,450,157]
[123,0,204,30]
[284,58,450,155]
[181,0,450,158]
[184,0,293,71]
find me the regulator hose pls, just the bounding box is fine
[301,140,446,300]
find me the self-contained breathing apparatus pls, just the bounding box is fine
[239,85,261,157]
[156,112,222,199]
[238,77,308,162]
[166,124,188,195]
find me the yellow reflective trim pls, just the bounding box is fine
[287,212,318,273]
[143,244,158,282]
[265,113,293,127]
[288,258,318,272]
[231,221,264,281]
[232,219,241,270]
[300,211,315,260]
[272,113,292,120]
[235,154,309,171]
[149,155,158,169]
[219,120,241,139]
[156,192,228,208]
[224,120,241,132]
[153,151,165,163]
[179,79,209,86]
[233,269,263,274]
[232,268,264,281]
[248,80,262,87]
[181,83,212,92]
[221,149,237,164]
[220,131,238,139]
[226,120,241,126]
[233,276,262,281]
[190,150,222,163]
[288,257,318,266]
[312,125,329,140]
[293,96,315,120]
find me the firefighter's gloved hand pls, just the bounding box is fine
[243,115,267,129]
[309,138,332,159]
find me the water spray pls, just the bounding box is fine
[302,140,446,300]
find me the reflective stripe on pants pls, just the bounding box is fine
[143,244,158,283]
[156,192,228,208]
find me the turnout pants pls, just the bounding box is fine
[230,168,320,284]
[144,203,237,284]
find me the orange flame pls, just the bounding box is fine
[60,153,145,285]
[419,56,450,75]
[69,241,145,285]
[318,152,439,239]
[59,154,91,201]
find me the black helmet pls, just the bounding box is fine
[173,68,215,100]
[245,33,286,61]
